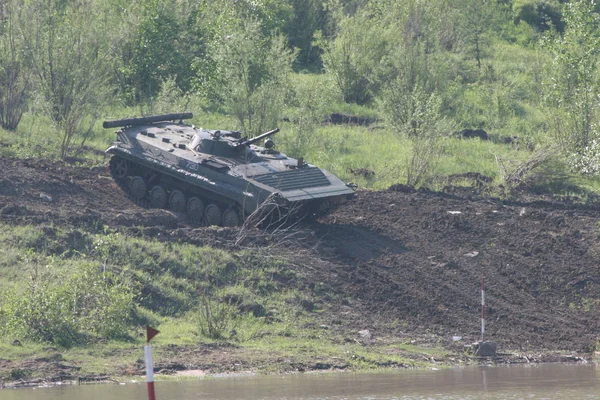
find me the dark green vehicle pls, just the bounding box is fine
[104,113,356,226]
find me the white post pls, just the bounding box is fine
[480,277,485,342]
[145,345,156,400]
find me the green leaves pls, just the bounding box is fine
[513,0,564,33]
[320,9,392,105]
[121,0,205,102]
[0,0,30,131]
[19,0,118,158]
[542,0,600,172]
[210,19,295,135]
[0,262,135,346]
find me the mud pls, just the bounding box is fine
[1,155,600,386]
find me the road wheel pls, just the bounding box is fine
[187,197,204,223]
[129,176,147,200]
[150,185,168,208]
[204,203,222,226]
[169,190,186,213]
[223,208,241,227]
[109,156,128,179]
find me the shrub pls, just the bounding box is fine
[567,139,600,176]
[379,78,455,186]
[513,0,564,33]
[542,0,600,161]
[319,12,391,105]
[284,74,337,157]
[0,0,30,131]
[0,262,135,346]
[21,0,116,159]
[207,19,295,136]
[195,291,239,340]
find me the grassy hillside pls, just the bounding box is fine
[2,0,600,386]
[1,0,599,192]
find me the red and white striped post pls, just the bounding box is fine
[480,277,485,342]
[145,326,160,400]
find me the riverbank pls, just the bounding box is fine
[0,337,593,389]
[1,156,600,389]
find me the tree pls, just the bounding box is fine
[119,0,208,104]
[320,7,392,104]
[377,34,455,186]
[513,0,564,33]
[285,0,327,68]
[543,0,600,171]
[210,19,295,135]
[0,0,30,131]
[456,0,502,70]
[379,69,455,186]
[285,75,338,157]
[20,0,117,159]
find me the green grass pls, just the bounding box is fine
[276,119,538,191]
[441,137,529,179]
[4,0,600,380]
[1,80,596,195]
[0,219,453,378]
[0,222,302,343]
[2,54,600,375]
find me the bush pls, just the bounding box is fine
[513,0,564,32]
[0,0,30,131]
[542,0,600,158]
[205,19,295,136]
[320,12,391,105]
[378,71,456,186]
[0,262,135,346]
[567,139,600,176]
[284,74,338,157]
[21,0,116,159]
[195,291,239,340]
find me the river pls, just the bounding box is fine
[1,364,598,400]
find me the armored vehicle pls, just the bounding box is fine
[104,113,356,226]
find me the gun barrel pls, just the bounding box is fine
[240,128,280,147]
[103,113,193,129]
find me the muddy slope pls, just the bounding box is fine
[1,155,600,353]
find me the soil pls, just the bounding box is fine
[1,155,599,387]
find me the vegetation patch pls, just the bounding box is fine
[3,0,600,387]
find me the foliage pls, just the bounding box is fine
[123,0,183,101]
[210,19,295,135]
[195,290,239,339]
[120,0,207,103]
[286,0,327,68]
[513,0,564,33]
[377,36,442,132]
[19,0,117,159]
[381,87,454,186]
[0,262,135,346]
[376,31,456,186]
[319,7,391,105]
[284,74,338,157]
[542,0,600,174]
[567,139,600,176]
[143,77,194,116]
[456,0,503,70]
[0,0,30,131]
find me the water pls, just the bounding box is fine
[2,364,599,400]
